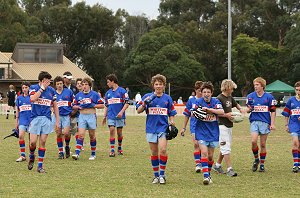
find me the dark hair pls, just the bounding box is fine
[76,78,82,83]
[201,81,214,93]
[53,76,64,85]
[106,74,118,84]
[82,77,93,87]
[63,71,72,76]
[38,71,52,81]
[21,81,31,87]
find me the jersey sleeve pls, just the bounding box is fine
[168,96,177,116]
[282,98,292,117]
[214,98,223,109]
[29,85,38,96]
[269,95,277,112]
[183,98,192,117]
[136,94,147,110]
[16,97,20,108]
[123,89,130,103]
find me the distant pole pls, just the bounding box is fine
[168,83,170,96]
[228,0,232,79]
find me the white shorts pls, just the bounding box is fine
[219,125,232,155]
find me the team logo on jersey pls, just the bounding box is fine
[80,98,92,104]
[148,107,168,115]
[108,98,122,104]
[253,105,268,112]
[34,98,52,106]
[203,114,217,122]
[19,105,31,112]
[291,108,300,115]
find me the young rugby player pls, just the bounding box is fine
[246,77,276,172]
[72,77,104,160]
[53,76,74,159]
[15,82,31,162]
[102,74,129,157]
[136,74,177,184]
[181,81,203,173]
[282,81,300,173]
[28,71,59,173]
[193,82,224,185]
[213,79,243,177]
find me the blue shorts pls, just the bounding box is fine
[250,121,270,135]
[198,140,219,148]
[107,118,125,128]
[59,115,71,129]
[146,132,166,143]
[19,125,29,132]
[291,132,300,140]
[78,114,97,130]
[29,116,53,135]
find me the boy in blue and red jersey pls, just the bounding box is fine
[72,77,104,161]
[180,81,203,173]
[282,81,300,173]
[102,74,129,157]
[136,74,177,185]
[54,76,74,159]
[15,81,31,162]
[192,82,224,185]
[246,77,276,172]
[28,71,59,173]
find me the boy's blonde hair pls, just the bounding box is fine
[221,79,237,92]
[253,77,266,89]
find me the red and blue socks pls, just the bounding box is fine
[159,155,168,177]
[38,147,46,169]
[19,140,26,158]
[292,149,299,167]
[151,155,159,178]
[90,138,97,156]
[110,138,115,153]
[57,138,64,155]
[260,152,266,168]
[194,151,201,167]
[65,136,70,148]
[75,138,84,155]
[118,136,123,152]
[201,158,210,178]
[252,146,259,162]
[29,145,36,161]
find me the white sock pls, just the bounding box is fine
[216,163,221,168]
[227,167,233,172]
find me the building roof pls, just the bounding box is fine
[265,80,294,93]
[2,53,92,81]
[0,53,10,64]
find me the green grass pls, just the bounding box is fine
[0,115,298,198]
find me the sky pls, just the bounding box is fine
[72,0,161,19]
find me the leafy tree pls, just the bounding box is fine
[232,34,286,96]
[124,26,205,98]
[284,14,300,83]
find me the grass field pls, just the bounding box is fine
[0,115,299,198]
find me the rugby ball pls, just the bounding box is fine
[231,112,244,123]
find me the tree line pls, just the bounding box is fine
[0,0,299,100]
